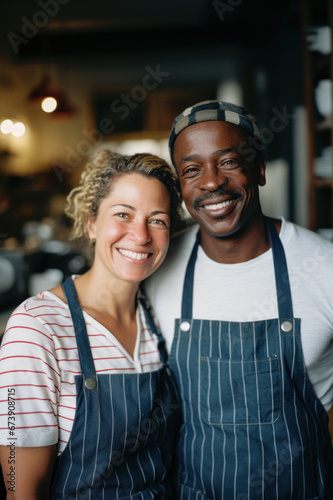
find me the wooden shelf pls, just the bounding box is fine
[313,177,333,187]
[316,118,332,131]
[303,0,333,446]
[303,0,333,232]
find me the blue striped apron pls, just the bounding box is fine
[51,277,180,499]
[169,218,333,499]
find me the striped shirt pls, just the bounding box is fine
[0,288,162,455]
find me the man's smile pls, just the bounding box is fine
[193,189,242,212]
[202,199,236,211]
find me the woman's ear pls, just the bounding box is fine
[87,216,96,241]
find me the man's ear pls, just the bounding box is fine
[87,216,96,241]
[257,153,266,187]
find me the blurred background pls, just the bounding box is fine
[0,0,331,324]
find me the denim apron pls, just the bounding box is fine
[169,218,333,499]
[51,277,180,499]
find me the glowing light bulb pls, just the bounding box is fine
[0,119,14,134]
[12,122,25,137]
[41,97,57,113]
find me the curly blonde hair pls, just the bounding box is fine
[65,149,181,244]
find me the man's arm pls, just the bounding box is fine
[0,445,56,500]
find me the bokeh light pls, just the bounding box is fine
[0,119,14,134]
[41,97,58,113]
[12,122,26,137]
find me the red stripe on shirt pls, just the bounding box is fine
[0,355,60,377]
[4,325,53,342]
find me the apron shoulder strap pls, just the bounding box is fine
[62,277,96,378]
[180,219,293,320]
[265,217,293,318]
[137,294,169,365]
[181,229,201,319]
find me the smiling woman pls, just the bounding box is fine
[66,149,180,246]
[87,173,171,286]
[0,149,181,499]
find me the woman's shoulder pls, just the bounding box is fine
[48,284,67,303]
[4,288,69,335]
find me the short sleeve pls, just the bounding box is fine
[0,299,60,447]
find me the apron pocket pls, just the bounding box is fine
[179,483,211,499]
[200,356,281,425]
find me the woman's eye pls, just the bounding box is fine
[115,212,129,219]
[150,219,169,227]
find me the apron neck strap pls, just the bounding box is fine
[181,217,293,320]
[63,277,169,370]
[265,217,293,318]
[62,277,96,378]
[138,295,169,365]
[181,229,201,319]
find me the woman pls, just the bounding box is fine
[0,149,181,499]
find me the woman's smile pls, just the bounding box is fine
[117,248,151,261]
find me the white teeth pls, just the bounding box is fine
[203,199,234,211]
[118,249,149,260]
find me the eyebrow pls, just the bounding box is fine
[111,203,135,210]
[111,204,169,215]
[178,154,201,167]
[213,148,237,157]
[178,148,237,166]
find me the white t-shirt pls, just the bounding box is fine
[144,218,333,411]
[0,285,162,455]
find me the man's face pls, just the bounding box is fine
[173,120,266,239]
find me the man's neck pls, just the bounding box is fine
[200,214,281,264]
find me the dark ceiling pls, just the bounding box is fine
[0,0,301,59]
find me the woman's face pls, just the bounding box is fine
[88,172,171,284]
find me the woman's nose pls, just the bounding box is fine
[130,221,152,245]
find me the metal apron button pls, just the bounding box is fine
[85,377,97,390]
[281,321,293,332]
[180,321,191,332]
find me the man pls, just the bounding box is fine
[144,100,333,499]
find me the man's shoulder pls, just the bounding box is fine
[169,222,198,254]
[281,219,333,275]
[144,222,198,291]
[162,222,198,266]
[282,218,333,250]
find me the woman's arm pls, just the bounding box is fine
[0,296,61,500]
[0,444,56,500]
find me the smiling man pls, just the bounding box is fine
[173,117,267,263]
[144,100,333,499]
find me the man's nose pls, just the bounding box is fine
[200,165,228,191]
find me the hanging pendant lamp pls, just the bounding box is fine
[28,74,76,117]
[28,75,62,103]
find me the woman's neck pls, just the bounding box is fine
[74,268,139,322]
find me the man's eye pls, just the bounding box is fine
[220,159,240,169]
[183,166,199,176]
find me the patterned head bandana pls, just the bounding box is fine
[169,100,262,159]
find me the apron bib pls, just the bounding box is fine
[169,218,333,499]
[51,278,180,499]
